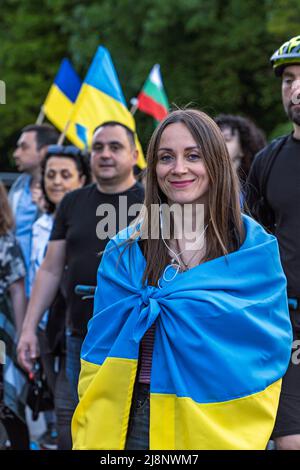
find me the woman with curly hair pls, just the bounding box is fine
[214,114,266,183]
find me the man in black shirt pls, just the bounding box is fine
[246,36,300,450]
[18,122,144,408]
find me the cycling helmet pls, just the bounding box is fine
[270,35,300,76]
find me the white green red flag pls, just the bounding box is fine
[137,64,169,121]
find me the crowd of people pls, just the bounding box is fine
[0,34,300,450]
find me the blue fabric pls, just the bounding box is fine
[82,214,292,404]
[8,174,30,215]
[75,123,88,148]
[54,58,81,103]
[15,177,38,296]
[84,46,127,106]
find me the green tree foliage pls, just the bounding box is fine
[0,0,77,169]
[267,0,300,37]
[0,0,297,170]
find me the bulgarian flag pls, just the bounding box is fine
[137,64,169,121]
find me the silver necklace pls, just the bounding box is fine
[170,223,208,269]
[158,205,209,287]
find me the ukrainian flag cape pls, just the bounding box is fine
[72,215,292,450]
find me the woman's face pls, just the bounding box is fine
[156,122,209,205]
[221,126,243,171]
[44,156,85,206]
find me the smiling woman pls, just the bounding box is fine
[156,122,210,207]
[41,145,91,214]
[72,109,292,451]
[141,108,243,285]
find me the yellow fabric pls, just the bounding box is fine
[73,355,281,450]
[69,84,146,168]
[43,85,73,132]
[150,379,282,450]
[135,139,146,170]
[72,357,138,450]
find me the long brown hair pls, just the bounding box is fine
[126,109,244,285]
[0,181,14,235]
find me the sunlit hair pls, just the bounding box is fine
[0,181,14,235]
[124,109,244,286]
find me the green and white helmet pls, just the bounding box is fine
[270,35,300,76]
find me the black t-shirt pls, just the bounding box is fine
[50,182,144,336]
[266,134,300,297]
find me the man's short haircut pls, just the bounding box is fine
[21,124,59,150]
[93,121,136,148]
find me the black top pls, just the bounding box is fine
[265,135,300,298]
[50,182,144,336]
[247,133,300,298]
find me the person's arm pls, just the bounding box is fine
[9,278,27,338]
[17,240,66,372]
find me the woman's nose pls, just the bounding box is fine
[53,174,63,184]
[171,157,187,174]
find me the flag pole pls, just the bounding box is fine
[36,106,45,125]
[57,119,71,145]
[130,97,138,116]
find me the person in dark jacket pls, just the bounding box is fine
[246,35,300,450]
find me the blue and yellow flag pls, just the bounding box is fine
[72,215,292,450]
[68,46,146,168]
[43,58,81,134]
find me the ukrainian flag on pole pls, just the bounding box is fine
[69,46,146,168]
[43,58,81,133]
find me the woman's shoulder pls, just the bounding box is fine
[240,213,276,249]
[102,224,142,268]
[109,223,140,248]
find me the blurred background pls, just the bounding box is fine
[0,0,299,171]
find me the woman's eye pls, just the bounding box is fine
[46,172,55,179]
[188,154,201,161]
[62,171,72,179]
[159,154,173,162]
